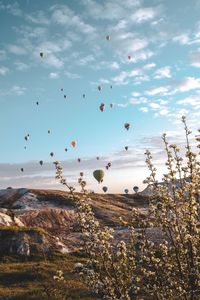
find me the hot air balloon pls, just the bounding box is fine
[133,186,139,193]
[50,152,54,157]
[110,103,113,108]
[106,35,111,41]
[124,189,129,194]
[93,170,104,183]
[48,130,51,134]
[39,160,43,166]
[110,85,113,89]
[64,95,67,99]
[96,156,99,160]
[97,85,102,91]
[106,165,109,170]
[65,148,68,152]
[99,103,105,112]
[102,186,108,193]
[80,172,84,177]
[71,140,77,148]
[61,88,63,92]
[36,101,39,105]
[78,158,81,163]
[21,168,24,172]
[128,55,132,60]
[83,94,86,98]
[108,162,111,167]
[24,136,28,141]
[125,146,128,151]
[124,123,131,131]
[40,52,44,58]
[24,146,26,150]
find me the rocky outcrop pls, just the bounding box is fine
[0,227,69,256]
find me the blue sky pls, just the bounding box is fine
[0,0,200,192]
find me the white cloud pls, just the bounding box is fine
[64,71,80,79]
[0,50,6,60]
[140,107,148,113]
[190,51,200,67]
[146,86,169,96]
[26,11,50,25]
[0,2,22,16]
[173,77,200,92]
[0,66,9,76]
[11,85,26,96]
[7,44,27,55]
[51,4,95,34]
[14,62,28,71]
[49,72,59,79]
[143,62,156,70]
[131,7,158,23]
[173,34,190,45]
[177,92,200,108]
[129,97,147,104]
[154,66,171,79]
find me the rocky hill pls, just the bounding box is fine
[0,188,149,256]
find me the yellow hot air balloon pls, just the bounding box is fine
[71,140,77,148]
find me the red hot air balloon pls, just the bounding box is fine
[99,103,105,112]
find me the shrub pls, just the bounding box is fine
[54,117,200,300]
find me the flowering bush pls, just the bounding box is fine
[54,117,200,300]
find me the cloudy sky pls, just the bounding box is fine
[0,0,200,193]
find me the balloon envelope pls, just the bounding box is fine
[71,141,77,148]
[102,186,108,193]
[133,186,139,193]
[93,170,104,183]
[124,189,129,194]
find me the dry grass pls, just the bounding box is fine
[0,254,100,300]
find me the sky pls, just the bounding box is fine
[0,0,200,193]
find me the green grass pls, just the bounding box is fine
[0,254,100,300]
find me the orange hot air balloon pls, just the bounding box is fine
[71,140,77,148]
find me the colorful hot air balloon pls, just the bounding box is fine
[125,146,128,151]
[133,186,139,193]
[124,189,129,194]
[102,186,108,193]
[93,170,104,183]
[71,140,77,148]
[124,123,131,131]
[99,103,105,112]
